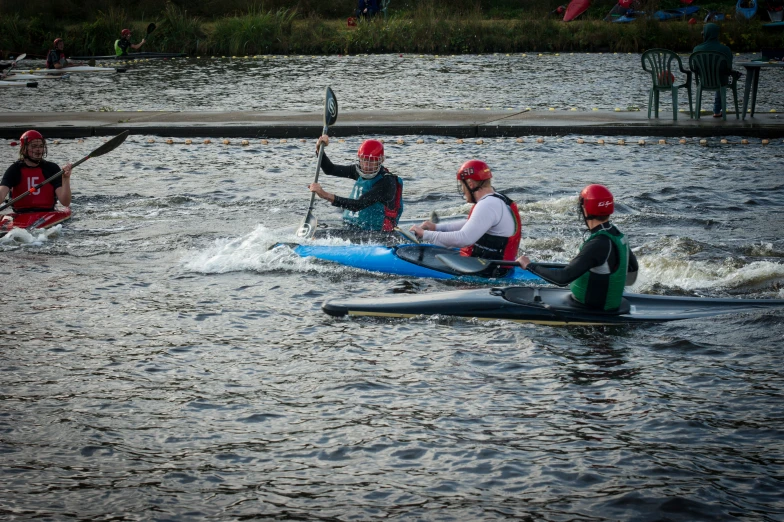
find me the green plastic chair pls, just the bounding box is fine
[688,51,741,121]
[641,49,693,121]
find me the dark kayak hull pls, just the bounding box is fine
[323,286,784,325]
[283,243,544,283]
[0,208,72,233]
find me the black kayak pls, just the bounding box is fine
[322,286,784,326]
[69,52,187,60]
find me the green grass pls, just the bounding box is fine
[1,1,782,58]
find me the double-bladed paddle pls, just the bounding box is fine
[435,253,567,285]
[394,226,419,244]
[296,86,339,239]
[1,53,26,80]
[0,130,130,213]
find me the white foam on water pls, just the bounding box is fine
[518,195,578,218]
[182,224,354,275]
[0,225,61,247]
[637,256,784,292]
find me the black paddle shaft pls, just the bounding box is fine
[296,87,338,238]
[0,130,129,212]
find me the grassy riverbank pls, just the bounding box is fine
[2,1,782,58]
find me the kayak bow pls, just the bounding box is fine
[0,208,72,233]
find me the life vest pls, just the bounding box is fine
[46,50,65,69]
[460,193,522,261]
[570,228,629,310]
[114,39,129,57]
[342,168,404,231]
[10,164,56,211]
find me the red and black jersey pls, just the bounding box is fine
[1,160,63,211]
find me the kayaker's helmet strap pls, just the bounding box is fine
[19,130,47,163]
[356,139,384,179]
[579,184,614,221]
[456,159,492,204]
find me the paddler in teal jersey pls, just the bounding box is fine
[308,136,404,231]
[115,28,146,57]
[517,184,639,311]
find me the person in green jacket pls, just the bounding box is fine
[692,23,734,118]
[517,184,639,311]
[115,29,146,57]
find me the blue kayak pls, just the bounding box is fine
[736,0,758,19]
[612,10,643,22]
[283,243,546,283]
[654,6,700,20]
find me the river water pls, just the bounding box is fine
[1,52,782,113]
[1,55,784,521]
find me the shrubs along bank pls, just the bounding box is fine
[1,2,782,59]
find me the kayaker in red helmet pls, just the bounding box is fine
[409,159,522,277]
[46,38,74,69]
[0,130,73,212]
[309,135,404,231]
[115,28,146,57]
[518,184,639,311]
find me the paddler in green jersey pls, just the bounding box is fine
[115,28,146,57]
[517,184,639,311]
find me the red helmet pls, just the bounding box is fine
[580,184,614,217]
[19,130,46,161]
[356,139,384,178]
[456,159,492,181]
[20,130,44,146]
[54,38,63,46]
[121,29,131,37]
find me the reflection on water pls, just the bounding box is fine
[0,133,783,520]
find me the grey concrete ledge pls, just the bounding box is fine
[1,110,783,139]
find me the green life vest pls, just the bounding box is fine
[570,228,629,310]
[114,39,126,57]
[342,172,403,231]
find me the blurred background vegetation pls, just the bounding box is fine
[1,0,781,58]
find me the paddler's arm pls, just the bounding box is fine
[54,163,73,207]
[626,249,639,286]
[518,237,612,287]
[332,175,396,212]
[1,165,15,201]
[316,135,358,180]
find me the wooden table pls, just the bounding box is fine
[736,61,784,119]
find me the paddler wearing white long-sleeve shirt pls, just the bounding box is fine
[409,159,522,277]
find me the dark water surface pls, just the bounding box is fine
[1,126,784,518]
[1,53,782,113]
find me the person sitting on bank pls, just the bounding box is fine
[692,23,734,118]
[0,130,73,212]
[115,28,146,57]
[356,0,379,20]
[409,159,522,276]
[309,136,403,231]
[46,38,75,69]
[517,184,639,311]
